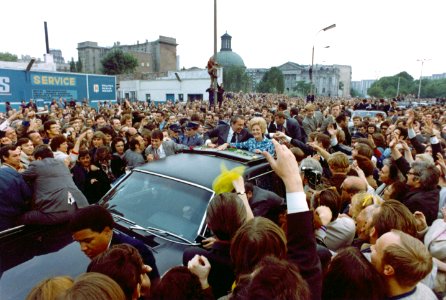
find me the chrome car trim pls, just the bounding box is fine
[248,170,274,180]
[134,170,214,193]
[130,224,201,246]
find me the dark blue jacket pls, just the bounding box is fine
[0,167,32,230]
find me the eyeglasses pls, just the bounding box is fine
[407,171,419,177]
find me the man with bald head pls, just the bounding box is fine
[352,204,378,250]
[371,230,436,299]
[340,176,367,213]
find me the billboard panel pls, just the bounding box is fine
[0,68,116,111]
[0,69,27,103]
[30,71,87,102]
[87,75,116,101]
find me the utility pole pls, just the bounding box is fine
[309,24,336,98]
[417,59,430,99]
[213,0,218,106]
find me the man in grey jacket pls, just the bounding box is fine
[19,145,88,225]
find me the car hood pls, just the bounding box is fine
[0,225,89,300]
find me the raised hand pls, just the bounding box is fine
[327,124,337,137]
[406,109,415,128]
[389,136,399,149]
[273,131,286,140]
[413,211,428,232]
[216,143,228,151]
[201,237,216,250]
[188,255,211,289]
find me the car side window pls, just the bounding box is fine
[248,171,285,198]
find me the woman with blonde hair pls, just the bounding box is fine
[349,192,383,220]
[26,276,73,300]
[217,117,275,155]
[62,272,125,300]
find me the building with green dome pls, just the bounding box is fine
[214,33,245,68]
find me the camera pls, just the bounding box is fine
[301,166,322,189]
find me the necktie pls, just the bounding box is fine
[277,124,284,133]
[231,133,238,143]
[154,149,159,160]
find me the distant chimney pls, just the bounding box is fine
[44,21,50,54]
[137,40,139,45]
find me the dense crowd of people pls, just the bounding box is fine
[1,93,446,299]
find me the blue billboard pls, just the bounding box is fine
[0,69,116,111]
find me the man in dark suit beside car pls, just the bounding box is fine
[268,111,305,142]
[69,205,160,281]
[204,115,252,147]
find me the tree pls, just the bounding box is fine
[420,78,446,98]
[0,52,18,62]
[223,66,250,92]
[293,80,312,96]
[367,71,416,98]
[76,58,82,72]
[257,67,284,93]
[350,88,361,98]
[101,49,138,75]
[70,58,76,72]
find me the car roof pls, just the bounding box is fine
[136,150,269,188]
[352,110,387,116]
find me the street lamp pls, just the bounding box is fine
[309,24,336,98]
[213,0,218,105]
[417,58,430,99]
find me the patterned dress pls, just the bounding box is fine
[230,137,275,155]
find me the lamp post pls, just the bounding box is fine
[309,24,336,98]
[213,0,218,106]
[417,58,430,99]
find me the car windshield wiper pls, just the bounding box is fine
[129,224,200,246]
[110,211,136,226]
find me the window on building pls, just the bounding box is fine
[130,91,137,101]
[166,94,175,102]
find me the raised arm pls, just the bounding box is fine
[263,140,322,300]
[232,176,254,221]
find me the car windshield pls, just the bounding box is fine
[101,171,213,242]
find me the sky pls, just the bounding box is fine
[2,0,445,81]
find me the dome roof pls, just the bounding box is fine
[215,51,245,68]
